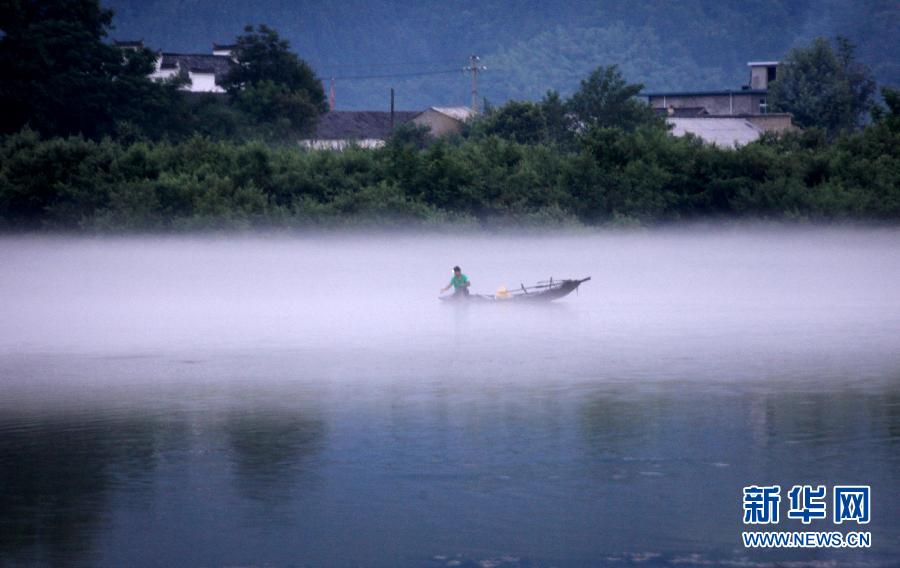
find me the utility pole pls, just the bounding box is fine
[464,55,487,113]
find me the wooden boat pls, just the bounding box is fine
[440,277,590,303]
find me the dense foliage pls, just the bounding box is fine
[0,0,187,139]
[472,66,662,148]
[566,66,662,132]
[222,25,326,136]
[2,96,898,230]
[770,38,877,132]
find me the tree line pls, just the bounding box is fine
[2,100,897,230]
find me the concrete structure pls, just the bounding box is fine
[647,89,769,116]
[644,59,796,145]
[412,107,475,137]
[645,60,781,117]
[748,61,778,90]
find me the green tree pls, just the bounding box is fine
[477,101,548,144]
[222,25,326,134]
[566,65,661,131]
[0,0,186,139]
[469,91,574,146]
[769,37,877,132]
[871,87,900,133]
[540,90,572,145]
[385,122,431,150]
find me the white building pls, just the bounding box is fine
[116,41,235,94]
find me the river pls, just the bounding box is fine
[1,227,898,566]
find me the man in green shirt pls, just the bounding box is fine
[440,266,470,296]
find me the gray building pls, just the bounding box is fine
[646,89,770,116]
[301,107,474,150]
[300,111,419,150]
[643,61,795,147]
[645,61,779,116]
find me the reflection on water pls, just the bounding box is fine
[0,361,897,566]
[224,408,325,503]
[0,229,898,566]
[0,411,186,565]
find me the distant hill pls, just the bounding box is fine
[104,0,899,110]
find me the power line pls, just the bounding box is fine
[312,58,461,70]
[329,68,462,81]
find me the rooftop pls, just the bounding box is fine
[312,110,419,140]
[668,117,762,147]
[427,106,476,121]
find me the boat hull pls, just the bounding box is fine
[439,277,590,303]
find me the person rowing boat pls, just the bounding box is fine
[439,275,591,303]
[440,266,470,297]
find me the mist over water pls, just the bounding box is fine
[1,228,899,566]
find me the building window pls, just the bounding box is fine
[759,98,768,114]
[767,66,777,83]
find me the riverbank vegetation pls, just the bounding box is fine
[2,94,898,230]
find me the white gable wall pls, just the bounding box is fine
[187,71,224,93]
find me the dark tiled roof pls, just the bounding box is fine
[213,43,237,50]
[159,53,234,83]
[312,111,419,140]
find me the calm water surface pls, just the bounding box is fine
[1,229,898,567]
